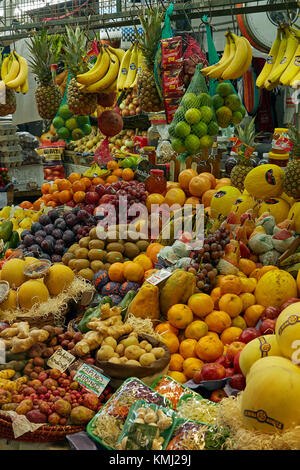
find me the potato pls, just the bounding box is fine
[124,345,144,360]
[116,344,125,355]
[152,347,165,359]
[96,345,115,361]
[119,356,128,364]
[120,336,139,348]
[103,337,117,350]
[126,360,141,366]
[108,357,121,364]
[79,237,90,248]
[144,344,153,353]
[139,353,156,366]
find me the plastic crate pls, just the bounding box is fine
[9,164,44,191]
[0,122,17,136]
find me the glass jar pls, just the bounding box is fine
[268,151,289,167]
[272,128,289,154]
[145,169,167,194]
[142,146,157,165]
[147,123,160,148]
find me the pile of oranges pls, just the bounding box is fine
[156,263,276,384]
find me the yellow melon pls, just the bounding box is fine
[280,192,295,207]
[210,186,241,219]
[0,289,17,312]
[275,302,300,361]
[246,355,300,384]
[230,195,256,221]
[239,334,282,377]
[241,363,300,432]
[258,197,290,223]
[44,264,75,296]
[1,259,26,288]
[18,280,49,310]
[244,164,285,200]
[255,269,297,308]
[288,202,300,234]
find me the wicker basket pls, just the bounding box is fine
[0,413,85,442]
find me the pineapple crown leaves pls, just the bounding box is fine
[26,28,62,84]
[134,6,164,68]
[235,116,259,148]
[62,26,90,76]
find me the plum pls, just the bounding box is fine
[21,229,31,240]
[40,253,51,261]
[39,214,51,226]
[62,230,75,244]
[54,399,72,417]
[54,218,67,231]
[45,235,55,244]
[52,254,62,263]
[48,209,60,222]
[54,243,65,256]
[44,224,55,235]
[70,406,95,424]
[24,234,35,247]
[77,210,88,221]
[31,222,43,233]
[35,235,44,246]
[41,239,53,254]
[72,224,81,234]
[52,228,63,240]
[35,230,47,238]
[65,213,78,227]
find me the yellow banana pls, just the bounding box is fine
[280,41,300,85]
[256,28,281,88]
[21,77,29,94]
[238,37,253,78]
[108,46,125,64]
[84,49,119,93]
[76,48,110,86]
[291,69,300,87]
[1,57,10,81]
[207,34,236,79]
[123,44,138,90]
[6,53,28,89]
[201,34,232,76]
[264,79,279,91]
[105,78,117,93]
[222,33,250,80]
[268,28,298,84]
[131,47,144,89]
[3,53,19,84]
[117,44,134,91]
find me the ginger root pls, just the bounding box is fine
[74,331,104,357]
[0,369,15,380]
[100,304,122,320]
[29,329,49,343]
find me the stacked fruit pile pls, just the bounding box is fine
[213,83,246,128]
[52,105,92,142]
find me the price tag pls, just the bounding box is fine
[74,363,110,397]
[47,347,76,373]
[146,269,173,285]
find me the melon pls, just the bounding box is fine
[230,195,256,221]
[239,334,282,377]
[1,259,26,288]
[210,186,241,219]
[288,202,300,234]
[246,355,300,384]
[44,264,75,296]
[0,289,17,312]
[18,280,50,310]
[275,302,300,361]
[241,364,300,432]
[258,197,290,223]
[244,164,285,200]
[255,269,298,308]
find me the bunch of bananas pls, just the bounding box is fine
[256,26,300,89]
[76,46,125,94]
[117,43,144,92]
[1,51,29,94]
[201,31,252,81]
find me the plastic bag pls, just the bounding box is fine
[272,235,296,253]
[167,421,230,450]
[151,375,195,409]
[176,393,219,425]
[248,233,274,255]
[259,249,280,266]
[257,215,276,235]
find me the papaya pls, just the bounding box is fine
[127,283,160,321]
[159,269,196,317]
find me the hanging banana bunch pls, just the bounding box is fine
[1,51,29,94]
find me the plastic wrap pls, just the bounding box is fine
[176,393,219,425]
[151,375,196,409]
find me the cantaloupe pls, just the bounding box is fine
[0,289,17,312]
[241,363,300,432]
[288,202,300,234]
[18,280,50,310]
[255,270,298,308]
[1,259,26,288]
[246,355,300,384]
[275,302,300,361]
[44,264,75,296]
[239,334,282,377]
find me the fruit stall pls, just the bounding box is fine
[0,0,299,454]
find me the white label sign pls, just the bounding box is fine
[146,269,173,286]
[74,363,110,396]
[47,347,76,372]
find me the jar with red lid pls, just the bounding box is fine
[145,169,167,194]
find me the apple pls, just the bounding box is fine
[201,363,226,381]
[225,341,246,363]
[259,318,276,335]
[280,298,300,312]
[85,192,99,205]
[262,306,280,320]
[238,327,260,344]
[229,373,246,391]
[215,355,232,368]
[233,350,242,374]
[193,370,203,384]
[225,367,235,377]
[210,389,228,403]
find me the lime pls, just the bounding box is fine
[192,121,208,138]
[199,106,213,124]
[184,134,200,154]
[168,123,176,137]
[59,104,72,119]
[185,108,201,124]
[199,135,214,149]
[77,116,89,126]
[197,93,213,107]
[216,83,233,97]
[65,117,78,131]
[207,121,219,136]
[212,95,224,110]
[171,138,186,154]
[231,111,243,125]
[175,121,191,139]
[182,93,197,110]
[52,116,64,130]
[82,123,92,136]
[225,94,242,112]
[57,127,70,140]
[71,128,84,141]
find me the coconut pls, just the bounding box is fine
[98,109,123,137]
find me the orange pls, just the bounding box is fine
[81,177,92,189]
[206,331,219,340]
[72,180,86,193]
[155,322,179,336]
[244,304,265,327]
[215,275,225,287]
[146,193,165,212]
[167,371,187,384]
[218,293,243,318]
[146,243,163,264]
[204,310,231,333]
[179,338,198,359]
[58,190,72,204]
[133,254,153,271]
[68,172,81,184]
[187,293,214,318]
[52,191,60,202]
[106,175,119,184]
[165,188,186,207]
[167,304,193,330]
[220,275,242,295]
[201,189,216,208]
[108,263,125,282]
[167,181,181,190]
[189,175,211,197]
[185,196,200,207]
[195,336,224,362]
[185,320,208,340]
[73,191,86,203]
[33,198,43,211]
[220,327,243,345]
[19,201,33,210]
[240,277,257,293]
[41,183,50,194]
[239,292,256,311]
[49,184,58,194]
[217,177,231,186]
[257,265,279,281]
[238,258,257,276]
[123,261,144,282]
[199,172,216,188]
[249,268,261,281]
[183,357,204,380]
[178,169,198,190]
[107,160,119,170]
[169,353,184,372]
[210,287,222,308]
[46,200,57,208]
[112,169,123,177]
[231,315,247,330]
[43,194,53,203]
[57,179,72,191]
[161,332,180,354]
[122,168,134,181]
[237,270,247,278]
[92,177,105,186]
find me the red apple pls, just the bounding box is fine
[201,363,226,381]
[233,350,242,374]
[85,191,99,205]
[280,299,300,312]
[193,370,203,384]
[67,200,76,208]
[225,341,246,363]
[215,355,231,368]
[259,318,276,335]
[229,373,246,390]
[210,389,228,403]
[238,328,260,344]
[95,184,106,197]
[225,367,235,377]
[262,306,280,320]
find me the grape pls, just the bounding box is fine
[201,268,208,276]
[203,284,211,293]
[197,272,205,280]
[211,243,218,251]
[208,270,217,280]
[203,244,210,251]
[197,280,204,289]
[203,252,211,261]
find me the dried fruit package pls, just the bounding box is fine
[161,37,183,70]
[151,375,196,409]
[163,68,184,96]
[183,35,209,89]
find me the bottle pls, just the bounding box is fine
[142,146,157,165]
[147,122,160,148]
[145,169,167,194]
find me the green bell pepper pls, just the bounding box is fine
[0,221,13,242]
[8,231,19,249]
[78,296,113,333]
[118,290,137,320]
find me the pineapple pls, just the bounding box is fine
[0,88,16,117]
[283,125,300,199]
[27,30,62,120]
[63,27,97,117]
[136,7,164,113]
[231,117,257,191]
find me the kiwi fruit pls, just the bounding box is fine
[68,243,80,253]
[88,239,105,250]
[79,237,91,248]
[90,260,105,273]
[106,251,124,264]
[68,259,77,270]
[106,242,125,254]
[123,242,140,259]
[78,268,94,281]
[126,230,139,242]
[104,263,111,270]
[105,231,119,243]
[73,259,90,271]
[62,252,75,265]
[89,227,98,240]
[88,249,107,261]
[75,247,89,259]
[136,240,150,252]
